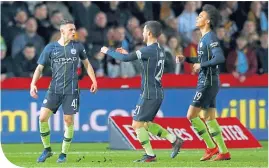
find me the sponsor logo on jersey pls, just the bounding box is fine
[53,57,78,64]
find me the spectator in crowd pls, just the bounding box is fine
[76,27,89,49]
[129,2,153,24]
[71,2,100,31]
[88,47,106,77]
[87,12,108,57]
[46,2,73,21]
[177,2,198,47]
[47,10,64,42]
[5,8,28,51]
[1,36,15,81]
[183,28,201,74]
[216,26,230,73]
[248,1,268,32]
[13,43,38,77]
[158,33,175,73]
[227,1,247,31]
[131,27,144,47]
[159,2,175,22]
[256,31,268,74]
[247,32,260,49]
[125,17,140,50]
[163,18,179,38]
[34,3,51,43]
[12,17,45,58]
[241,20,257,41]
[1,2,29,28]
[106,1,130,27]
[226,36,258,82]
[167,36,183,74]
[219,3,238,44]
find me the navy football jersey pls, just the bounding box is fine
[107,42,166,99]
[197,31,224,86]
[38,41,87,94]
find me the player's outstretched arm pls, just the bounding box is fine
[100,46,137,62]
[82,59,98,93]
[175,54,199,64]
[200,46,225,68]
[30,64,44,99]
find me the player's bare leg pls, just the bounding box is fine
[132,120,156,162]
[204,108,231,161]
[37,107,53,163]
[57,115,74,163]
[187,105,218,161]
[145,122,184,158]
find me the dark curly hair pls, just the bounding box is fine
[202,4,220,29]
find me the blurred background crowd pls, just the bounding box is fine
[1,1,268,82]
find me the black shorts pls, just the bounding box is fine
[42,91,80,115]
[191,84,219,109]
[133,96,163,122]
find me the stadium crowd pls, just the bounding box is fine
[1,1,268,82]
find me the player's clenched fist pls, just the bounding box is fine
[116,47,128,54]
[193,63,201,73]
[175,54,185,63]
[90,82,98,94]
[30,84,38,99]
[100,46,109,54]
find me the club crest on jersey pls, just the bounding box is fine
[71,48,77,55]
[200,42,203,48]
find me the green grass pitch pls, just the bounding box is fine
[1,141,268,167]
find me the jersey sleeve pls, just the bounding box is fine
[37,44,51,65]
[78,43,87,60]
[200,34,225,68]
[135,47,150,60]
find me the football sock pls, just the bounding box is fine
[190,117,216,149]
[135,127,155,156]
[39,121,51,149]
[61,124,74,154]
[148,122,176,143]
[207,119,228,153]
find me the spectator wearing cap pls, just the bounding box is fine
[12,17,45,58]
[1,36,16,81]
[226,36,258,82]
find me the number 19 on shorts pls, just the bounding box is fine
[194,92,202,101]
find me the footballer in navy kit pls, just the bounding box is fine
[101,21,183,162]
[176,5,231,161]
[30,19,97,163]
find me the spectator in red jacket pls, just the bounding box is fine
[183,28,201,74]
[226,36,258,82]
